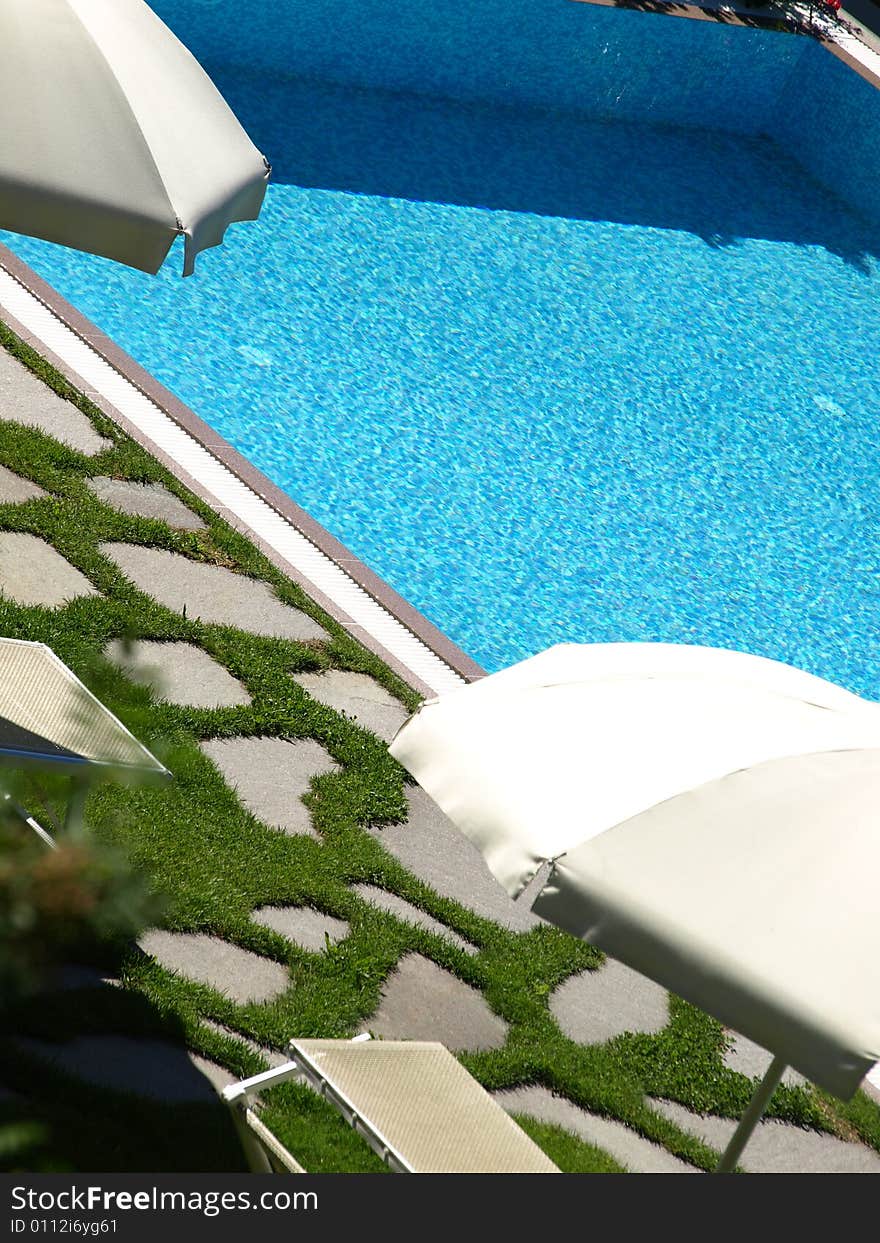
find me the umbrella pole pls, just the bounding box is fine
[714,1055,787,1173]
[1,790,57,849]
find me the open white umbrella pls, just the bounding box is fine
[389,642,880,1172]
[0,0,269,275]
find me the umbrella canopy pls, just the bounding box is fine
[0,0,269,275]
[389,642,880,1103]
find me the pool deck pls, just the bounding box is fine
[574,0,880,87]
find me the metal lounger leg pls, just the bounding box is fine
[222,1060,308,1174]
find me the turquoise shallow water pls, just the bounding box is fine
[5,69,880,693]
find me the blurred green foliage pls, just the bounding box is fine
[0,804,163,1001]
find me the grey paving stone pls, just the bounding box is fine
[251,905,350,952]
[352,883,477,955]
[0,532,97,606]
[189,1054,239,1095]
[292,670,409,742]
[650,1097,880,1174]
[200,1019,289,1070]
[105,639,250,708]
[0,348,111,455]
[0,463,46,504]
[138,930,290,1005]
[87,477,207,529]
[17,1035,232,1102]
[493,1085,696,1174]
[550,958,669,1045]
[99,542,328,640]
[722,1030,806,1087]
[367,787,543,932]
[200,736,339,837]
[366,953,507,1051]
[516,861,553,908]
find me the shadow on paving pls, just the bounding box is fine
[0,963,244,1173]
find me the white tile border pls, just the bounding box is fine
[0,264,468,697]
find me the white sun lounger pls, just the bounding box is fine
[222,1038,559,1174]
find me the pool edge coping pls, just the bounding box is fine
[572,0,880,91]
[0,241,487,699]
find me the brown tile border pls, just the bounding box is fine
[0,242,487,694]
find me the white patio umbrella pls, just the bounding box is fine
[389,642,880,1172]
[0,0,269,275]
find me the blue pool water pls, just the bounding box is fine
[5,2,880,693]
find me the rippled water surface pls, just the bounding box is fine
[5,50,880,692]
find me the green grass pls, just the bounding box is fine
[1,319,878,1175]
[512,1116,627,1173]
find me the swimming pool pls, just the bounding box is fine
[5,1,880,693]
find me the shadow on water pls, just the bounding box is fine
[218,69,878,273]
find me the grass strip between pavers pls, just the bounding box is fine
[0,318,878,1174]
